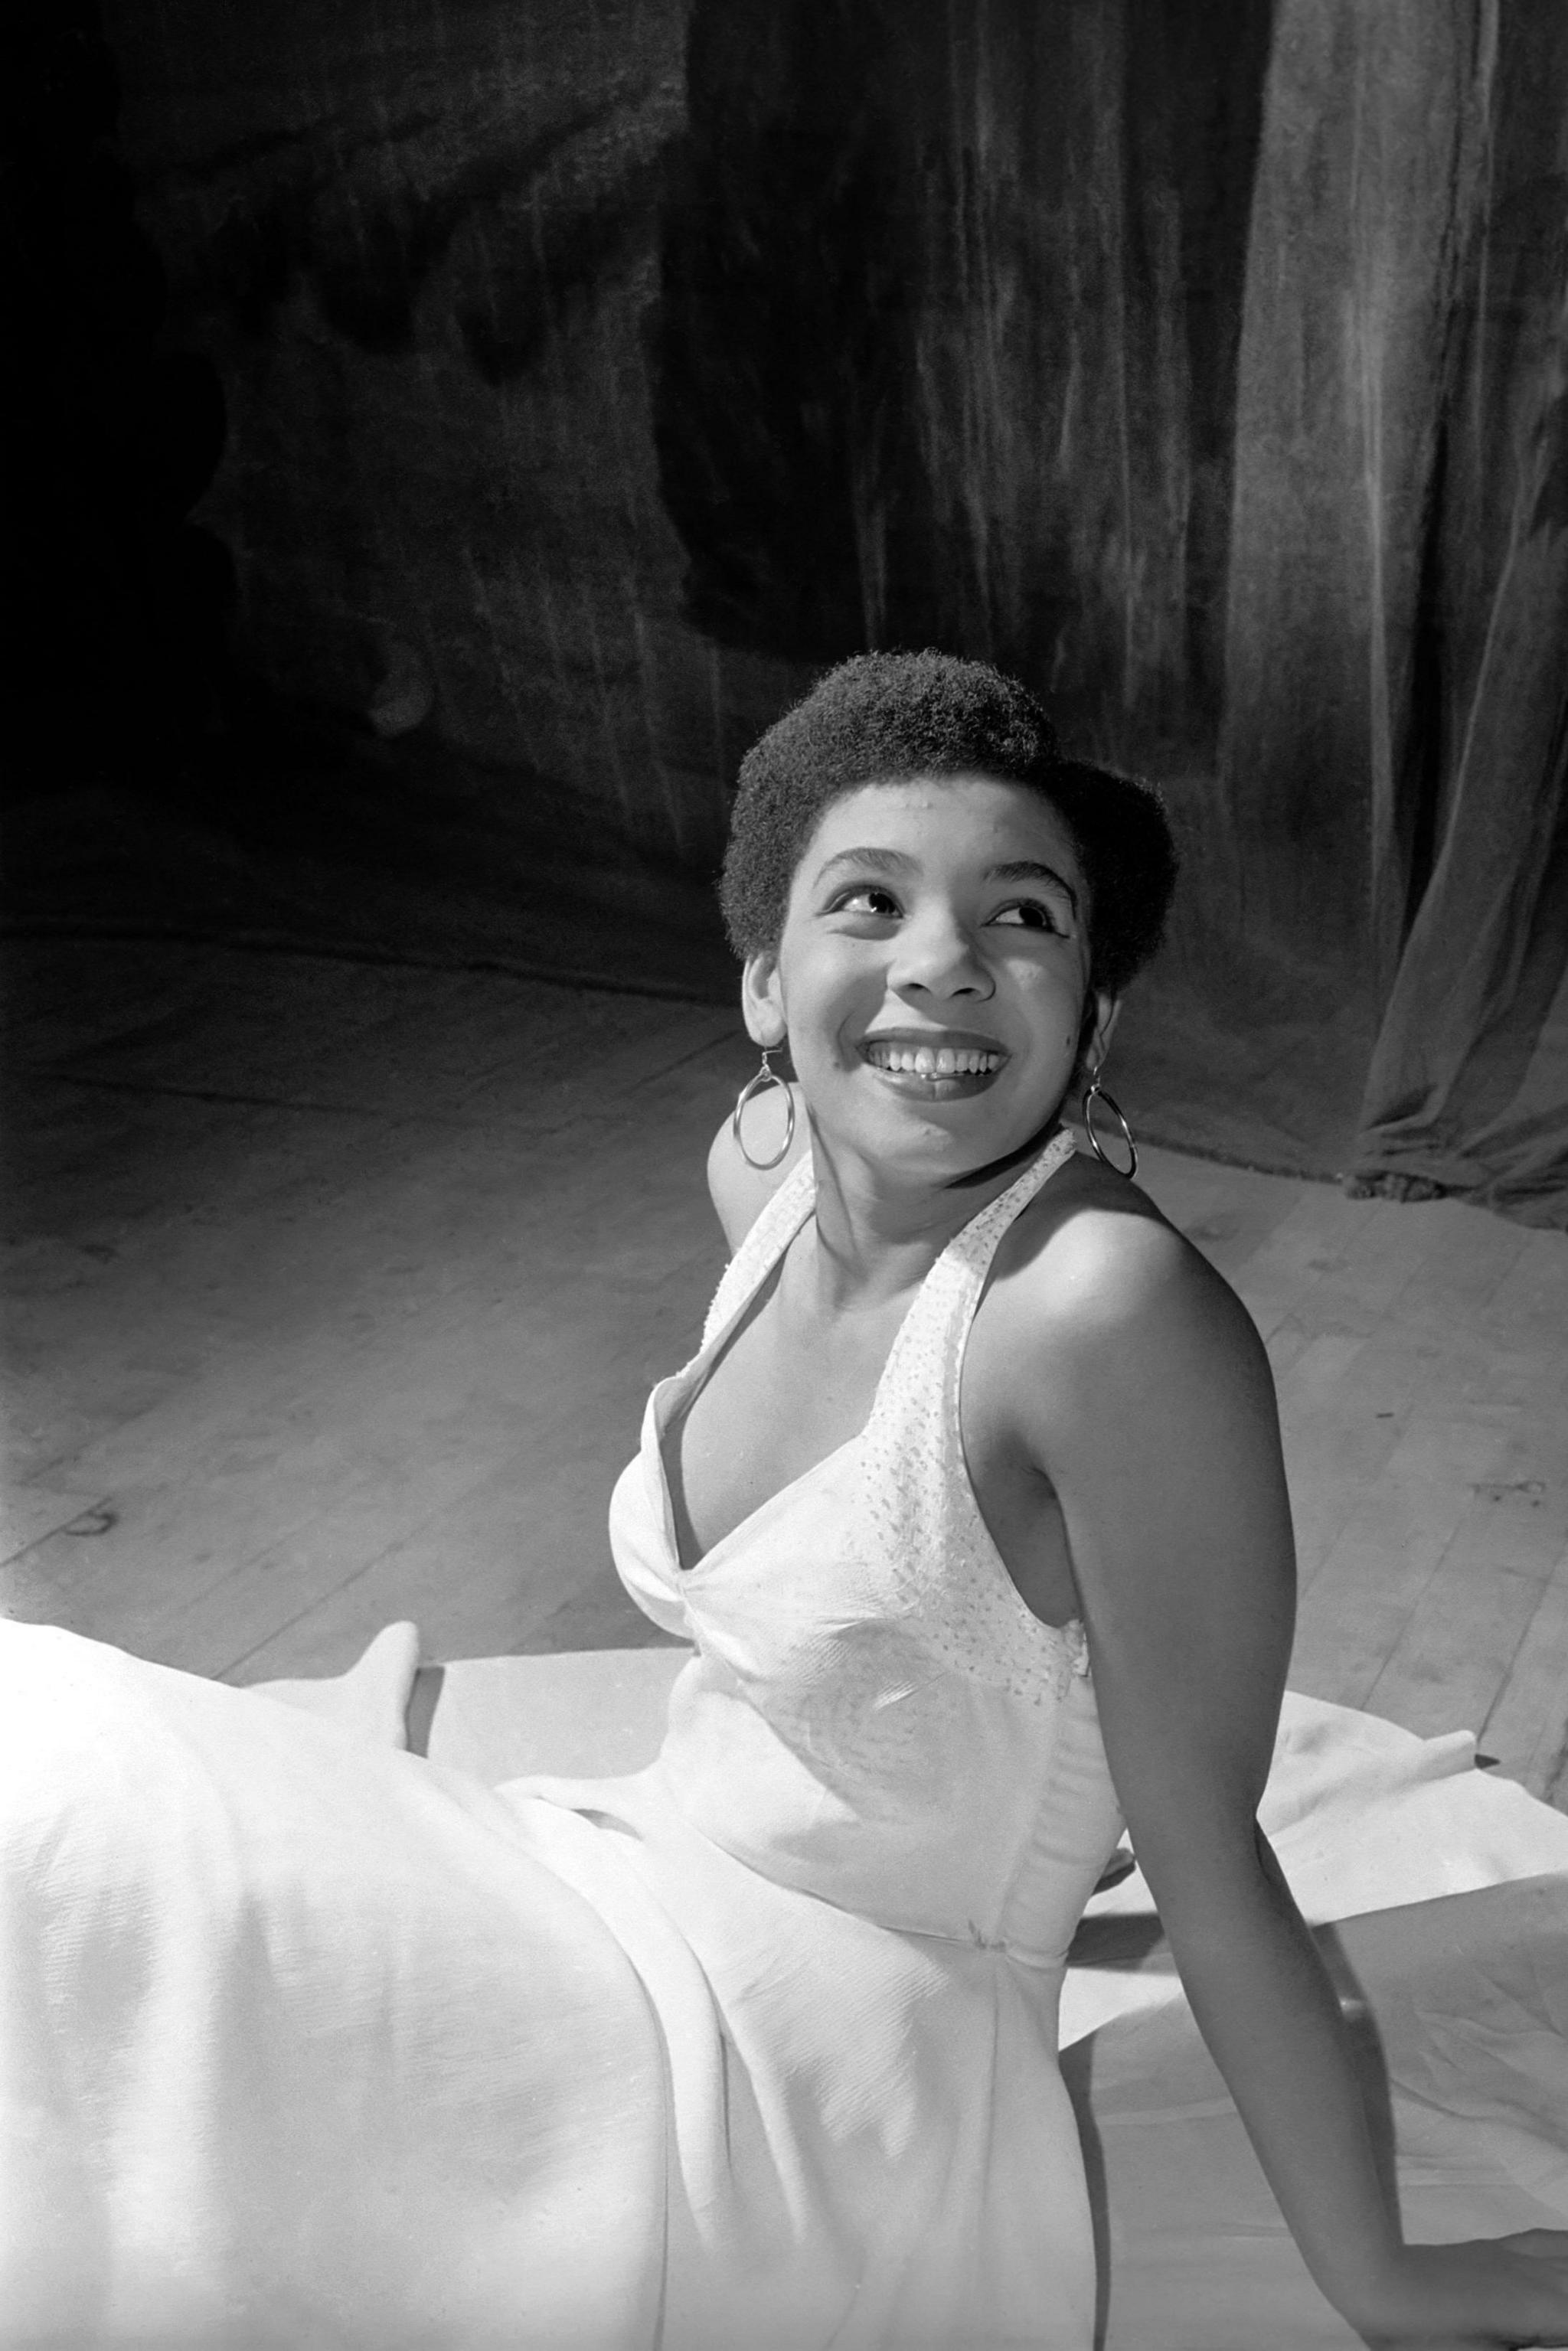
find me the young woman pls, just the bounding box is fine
[2,651,1566,2349]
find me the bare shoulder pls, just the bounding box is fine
[976,1157,1297,1847]
[978,1150,1295,1802]
[985,1150,1276,1442]
[705,1083,811,1250]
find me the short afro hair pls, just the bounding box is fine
[719,650,1178,998]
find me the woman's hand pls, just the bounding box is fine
[1348,2234,1568,2349]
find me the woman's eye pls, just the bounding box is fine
[991,899,1064,933]
[830,885,902,917]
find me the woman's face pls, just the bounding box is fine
[745,775,1116,1184]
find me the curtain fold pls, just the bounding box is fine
[1350,2,1568,1222]
[1218,0,1494,980]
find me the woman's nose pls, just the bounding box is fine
[888,909,991,997]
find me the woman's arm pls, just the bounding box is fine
[1020,1210,1568,2349]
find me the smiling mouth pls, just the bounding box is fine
[862,1041,1004,1076]
[859,1039,1008,1101]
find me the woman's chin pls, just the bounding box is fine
[806,1077,1058,1183]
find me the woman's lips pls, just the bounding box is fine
[859,1037,1008,1097]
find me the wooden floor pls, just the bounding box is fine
[3,936,1566,1808]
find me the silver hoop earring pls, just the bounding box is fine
[733,1047,796,1171]
[1083,1069,1138,1180]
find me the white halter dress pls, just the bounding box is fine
[554,1124,1124,2348]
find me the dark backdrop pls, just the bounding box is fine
[7,0,1567,1220]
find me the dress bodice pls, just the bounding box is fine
[608,1132,1126,1966]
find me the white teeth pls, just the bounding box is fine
[865,1043,1001,1076]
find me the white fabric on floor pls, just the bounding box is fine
[3,1621,1565,2351]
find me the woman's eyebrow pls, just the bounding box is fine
[813,846,918,882]
[987,859,1080,912]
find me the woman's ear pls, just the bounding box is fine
[1076,989,1122,1084]
[740,951,787,1050]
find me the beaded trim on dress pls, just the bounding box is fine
[854,1132,1089,1703]
[700,1154,817,1353]
[696,1133,1091,1703]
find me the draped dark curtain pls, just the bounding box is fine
[28,0,1568,1221]
[1338,8,1568,1213]
[658,0,1568,1221]
[1224,1,1568,1218]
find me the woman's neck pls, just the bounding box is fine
[799,1118,1063,1315]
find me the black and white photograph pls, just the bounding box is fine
[2,3,1567,2345]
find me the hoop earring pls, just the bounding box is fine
[1083,1069,1138,1180]
[733,1047,796,1171]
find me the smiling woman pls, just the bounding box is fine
[3,656,1568,2350]
[675,651,1568,2344]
